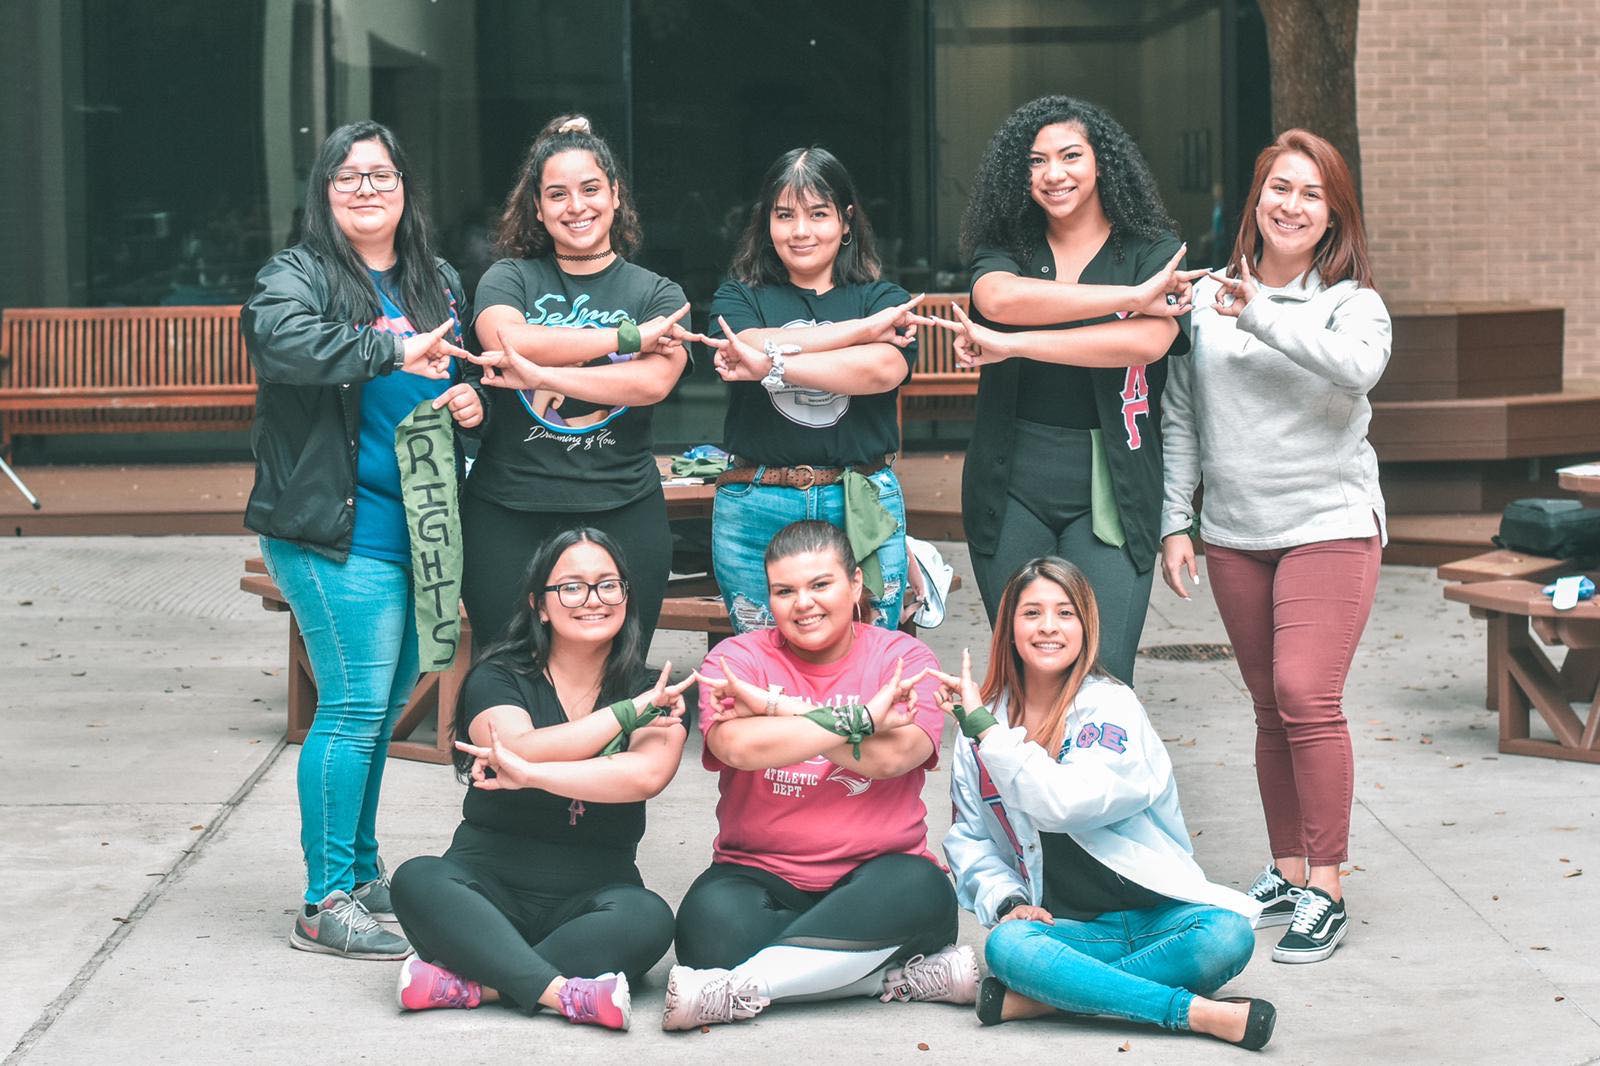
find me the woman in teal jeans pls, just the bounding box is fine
[244,120,484,960]
[936,557,1275,1050]
[703,147,923,631]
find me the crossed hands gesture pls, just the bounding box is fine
[704,293,926,383]
[452,662,696,790]
[922,648,985,720]
[1201,258,1260,318]
[701,655,922,732]
[469,303,711,392]
[401,318,472,379]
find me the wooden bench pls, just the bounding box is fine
[240,558,471,765]
[1442,575,1600,763]
[0,306,256,455]
[898,293,977,428]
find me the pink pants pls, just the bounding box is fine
[1204,535,1381,866]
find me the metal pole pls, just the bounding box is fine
[0,454,40,509]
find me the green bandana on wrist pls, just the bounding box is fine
[616,319,642,355]
[803,703,876,759]
[600,697,662,756]
[952,703,998,741]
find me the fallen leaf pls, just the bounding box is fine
[1180,737,1196,747]
[1353,865,1365,871]
[1564,869,1583,879]
[1442,821,1457,827]
[189,824,205,831]
[1374,735,1397,741]
[1556,996,1566,1002]
[111,916,129,923]
[1530,945,1550,951]
[1492,895,1500,901]
[699,1025,711,1034]
[1374,782,1385,789]
[1451,763,1465,769]
[917,1044,930,1052]
[1419,736,1433,744]
[1560,858,1571,863]
[17,600,32,606]
[1118,1042,1132,1053]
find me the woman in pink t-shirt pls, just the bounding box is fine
[661,520,975,1031]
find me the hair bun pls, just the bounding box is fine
[556,116,592,135]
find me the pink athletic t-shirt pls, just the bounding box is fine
[698,624,946,891]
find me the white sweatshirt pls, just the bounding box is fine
[1160,271,1392,550]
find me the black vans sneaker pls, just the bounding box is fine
[1271,885,1347,964]
[1246,865,1304,928]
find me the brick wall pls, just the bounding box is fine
[1357,1,1600,380]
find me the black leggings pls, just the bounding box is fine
[969,421,1155,683]
[460,488,671,650]
[674,853,958,969]
[391,826,674,1012]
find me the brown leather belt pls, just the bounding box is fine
[716,456,893,490]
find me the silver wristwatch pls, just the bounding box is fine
[761,341,801,393]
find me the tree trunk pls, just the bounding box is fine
[1255,0,1362,198]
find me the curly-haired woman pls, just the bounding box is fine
[464,115,705,649]
[935,96,1193,682]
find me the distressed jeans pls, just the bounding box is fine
[710,467,907,632]
[260,537,418,904]
[983,901,1256,1031]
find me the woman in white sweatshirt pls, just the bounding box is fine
[937,557,1273,1051]
[1159,129,1392,966]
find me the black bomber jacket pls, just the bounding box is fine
[242,245,487,560]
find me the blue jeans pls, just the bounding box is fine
[711,467,907,632]
[984,901,1256,1031]
[260,537,418,904]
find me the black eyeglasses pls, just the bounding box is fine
[330,169,403,194]
[542,579,628,608]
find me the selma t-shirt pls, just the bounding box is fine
[708,279,915,466]
[697,625,944,891]
[350,267,456,563]
[469,255,686,512]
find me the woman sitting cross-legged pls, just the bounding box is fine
[389,528,693,1030]
[663,520,977,1031]
[938,556,1276,1051]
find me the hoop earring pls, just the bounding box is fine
[852,601,864,623]
[840,231,853,246]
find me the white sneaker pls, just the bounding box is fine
[879,945,979,1005]
[661,965,769,1030]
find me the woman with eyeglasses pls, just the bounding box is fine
[243,120,485,960]
[390,528,693,1030]
[463,114,706,649]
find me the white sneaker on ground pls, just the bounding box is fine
[879,944,979,1004]
[661,965,769,1030]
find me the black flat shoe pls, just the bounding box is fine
[976,976,1007,1026]
[1221,997,1277,1051]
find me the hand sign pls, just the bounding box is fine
[453,721,539,790]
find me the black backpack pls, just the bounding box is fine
[1492,498,1600,559]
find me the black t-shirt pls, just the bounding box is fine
[1039,830,1172,921]
[457,655,650,857]
[468,256,687,512]
[960,231,1190,569]
[708,279,915,466]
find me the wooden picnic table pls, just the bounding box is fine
[1556,462,1600,504]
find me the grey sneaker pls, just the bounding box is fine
[290,890,412,960]
[352,859,396,921]
[880,945,980,1004]
[1246,865,1304,928]
[661,966,768,1030]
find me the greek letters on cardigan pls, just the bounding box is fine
[1119,366,1150,449]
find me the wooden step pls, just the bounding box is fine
[1369,390,1600,463]
[1374,304,1562,402]
[1384,512,1502,566]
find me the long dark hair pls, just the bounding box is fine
[980,557,1108,756]
[494,114,643,260]
[960,95,1176,265]
[300,120,451,331]
[452,528,646,779]
[1230,128,1374,289]
[729,147,882,287]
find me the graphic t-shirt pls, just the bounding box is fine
[697,625,944,891]
[350,268,455,562]
[458,656,651,858]
[962,232,1190,566]
[708,279,916,466]
[469,256,687,512]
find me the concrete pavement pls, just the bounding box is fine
[2,536,1597,1064]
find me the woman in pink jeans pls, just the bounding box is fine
[1158,129,1391,965]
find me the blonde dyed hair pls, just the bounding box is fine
[979,557,1106,755]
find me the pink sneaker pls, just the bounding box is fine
[557,973,631,1030]
[879,945,980,1005]
[396,957,482,1011]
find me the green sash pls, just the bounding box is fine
[394,400,464,672]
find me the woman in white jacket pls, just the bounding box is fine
[936,557,1274,1050]
[1159,129,1391,965]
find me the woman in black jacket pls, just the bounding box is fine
[243,120,485,961]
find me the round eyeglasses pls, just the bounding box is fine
[542,579,629,608]
[330,169,403,194]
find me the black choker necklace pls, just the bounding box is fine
[555,248,615,262]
